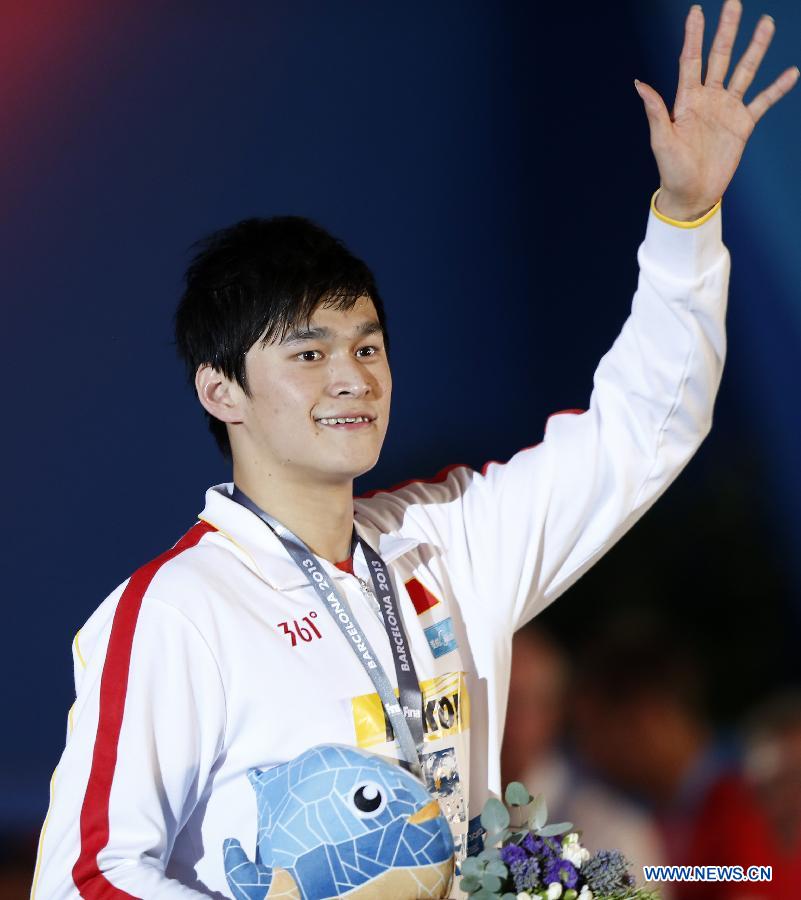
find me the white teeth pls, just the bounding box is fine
[316,416,371,425]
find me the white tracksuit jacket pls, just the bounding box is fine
[32,195,730,898]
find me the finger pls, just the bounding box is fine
[747,66,801,124]
[635,80,673,145]
[728,14,776,100]
[705,0,743,88]
[677,5,705,96]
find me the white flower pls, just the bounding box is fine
[516,893,532,900]
[547,883,563,900]
[578,887,593,900]
[561,841,591,868]
[562,832,580,846]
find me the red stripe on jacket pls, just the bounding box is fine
[72,520,217,899]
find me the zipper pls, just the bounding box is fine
[354,573,383,621]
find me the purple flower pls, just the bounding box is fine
[521,832,561,867]
[545,858,579,889]
[522,834,556,857]
[582,849,631,894]
[500,843,528,866]
[521,833,541,855]
[544,836,563,856]
[510,857,542,893]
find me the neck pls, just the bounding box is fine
[233,465,356,563]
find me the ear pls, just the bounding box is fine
[195,364,245,425]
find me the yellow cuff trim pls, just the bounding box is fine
[651,188,721,229]
[73,630,87,670]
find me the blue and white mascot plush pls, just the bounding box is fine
[223,744,455,899]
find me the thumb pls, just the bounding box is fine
[634,79,672,141]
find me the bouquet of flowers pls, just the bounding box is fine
[458,783,658,900]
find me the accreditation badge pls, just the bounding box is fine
[350,667,472,875]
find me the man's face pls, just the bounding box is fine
[233,295,391,485]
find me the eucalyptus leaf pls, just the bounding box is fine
[480,797,510,834]
[468,890,495,900]
[485,829,511,848]
[504,781,532,807]
[501,895,518,900]
[458,874,481,893]
[480,873,502,893]
[529,793,548,830]
[477,847,501,862]
[537,821,573,837]
[459,857,481,878]
[485,859,508,878]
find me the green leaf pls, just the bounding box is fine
[536,821,573,837]
[485,859,508,878]
[458,874,481,893]
[504,781,532,807]
[529,793,548,830]
[467,890,496,900]
[477,847,501,862]
[459,857,482,878]
[501,895,519,900]
[483,828,510,848]
[480,873,502,893]
[480,797,510,834]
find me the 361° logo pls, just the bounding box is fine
[277,611,322,646]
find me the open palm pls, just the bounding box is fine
[635,0,799,219]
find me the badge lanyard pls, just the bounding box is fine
[231,486,424,775]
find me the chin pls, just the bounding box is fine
[341,442,384,474]
[348,459,381,481]
[297,455,376,485]
[332,453,382,483]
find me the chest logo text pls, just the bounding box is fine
[277,612,322,647]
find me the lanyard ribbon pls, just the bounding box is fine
[232,487,424,775]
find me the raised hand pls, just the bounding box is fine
[634,0,799,221]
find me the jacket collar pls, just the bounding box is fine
[197,483,421,591]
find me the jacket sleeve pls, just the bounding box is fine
[32,588,226,899]
[356,200,730,632]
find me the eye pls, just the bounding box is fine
[348,781,387,818]
[355,345,379,358]
[297,350,323,362]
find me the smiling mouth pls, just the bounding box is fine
[314,415,376,428]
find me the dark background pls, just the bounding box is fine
[4,0,799,888]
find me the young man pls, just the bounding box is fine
[32,3,798,897]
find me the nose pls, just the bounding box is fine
[326,354,375,399]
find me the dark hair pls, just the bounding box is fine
[174,215,387,456]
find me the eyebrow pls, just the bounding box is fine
[281,320,383,345]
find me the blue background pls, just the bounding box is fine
[3,0,799,842]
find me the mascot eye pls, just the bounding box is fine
[349,781,386,817]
